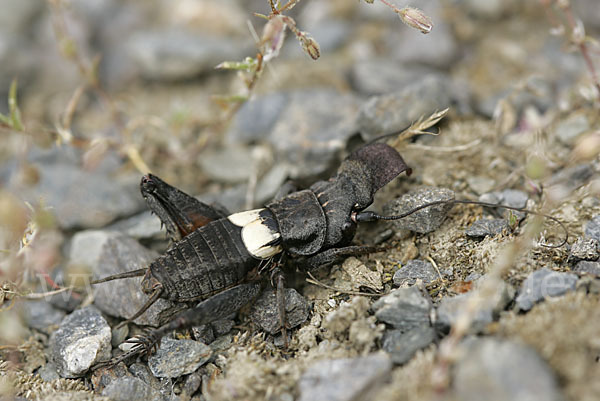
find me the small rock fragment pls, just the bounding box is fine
[249,288,310,335]
[38,362,60,382]
[50,306,111,378]
[383,187,455,234]
[393,259,440,286]
[371,287,431,331]
[435,281,514,333]
[479,189,528,220]
[357,75,452,141]
[148,337,212,378]
[211,318,235,336]
[102,376,161,401]
[297,353,392,401]
[453,338,564,401]
[465,218,510,239]
[568,237,599,263]
[574,261,600,276]
[585,215,600,241]
[515,268,578,311]
[192,324,215,345]
[382,325,437,365]
[22,300,66,331]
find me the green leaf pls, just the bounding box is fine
[215,57,258,71]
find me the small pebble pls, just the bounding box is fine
[515,268,578,311]
[465,218,510,239]
[453,338,563,401]
[574,261,600,276]
[585,215,600,241]
[371,287,431,331]
[568,237,599,263]
[148,337,212,378]
[50,306,111,378]
[382,325,437,365]
[297,353,392,401]
[383,187,455,234]
[393,259,440,287]
[249,288,310,335]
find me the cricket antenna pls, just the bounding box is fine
[352,199,568,248]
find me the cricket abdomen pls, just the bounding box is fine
[149,219,258,302]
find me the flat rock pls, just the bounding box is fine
[226,92,290,144]
[127,29,248,81]
[351,60,441,96]
[568,237,599,263]
[383,187,455,234]
[297,353,392,401]
[148,337,212,378]
[22,300,66,331]
[70,230,181,327]
[574,261,600,276]
[515,268,578,311]
[198,144,272,184]
[50,306,111,378]
[382,325,437,365]
[585,215,600,241]
[435,281,514,333]
[371,287,431,331]
[249,288,310,335]
[6,148,144,229]
[465,218,510,239]
[553,113,589,145]
[269,90,360,181]
[357,75,452,142]
[393,259,439,286]
[479,189,528,220]
[101,376,162,401]
[453,338,564,401]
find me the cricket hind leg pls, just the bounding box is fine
[95,282,261,368]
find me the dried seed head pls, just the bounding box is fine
[299,32,320,60]
[262,15,287,61]
[397,7,433,34]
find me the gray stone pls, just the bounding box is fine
[357,75,452,142]
[192,324,215,345]
[128,363,162,394]
[383,187,455,234]
[371,287,431,331]
[127,29,248,81]
[249,288,310,335]
[585,215,600,241]
[382,326,436,365]
[393,260,439,286]
[38,362,60,382]
[22,300,66,331]
[70,230,181,327]
[465,219,510,239]
[101,376,162,401]
[459,0,516,19]
[107,211,164,242]
[479,189,528,220]
[269,90,360,181]
[148,337,212,378]
[226,92,290,144]
[554,113,590,145]
[297,353,392,401]
[199,145,272,184]
[50,306,111,378]
[435,281,514,333]
[515,268,578,311]
[453,338,564,401]
[9,157,144,229]
[546,164,595,200]
[568,237,599,263]
[574,261,600,276]
[351,60,441,96]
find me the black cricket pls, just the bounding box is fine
[91,140,567,368]
[92,142,413,366]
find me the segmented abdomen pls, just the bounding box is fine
[149,219,257,302]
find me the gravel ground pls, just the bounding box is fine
[1,1,599,401]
